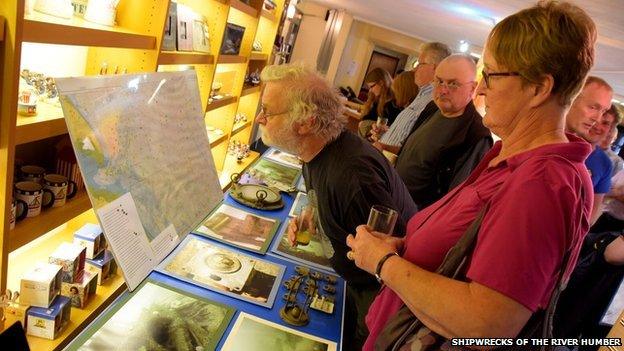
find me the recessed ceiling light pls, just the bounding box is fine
[459,40,469,53]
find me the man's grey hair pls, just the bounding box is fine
[261,64,346,142]
[421,42,452,65]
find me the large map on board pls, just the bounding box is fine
[56,71,223,290]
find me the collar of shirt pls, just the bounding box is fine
[478,132,591,172]
[417,84,433,98]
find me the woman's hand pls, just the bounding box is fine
[346,225,404,274]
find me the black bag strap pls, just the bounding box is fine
[382,206,489,351]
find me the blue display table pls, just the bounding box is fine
[67,167,345,350]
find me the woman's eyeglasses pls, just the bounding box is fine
[481,70,520,88]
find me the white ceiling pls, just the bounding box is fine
[307,0,624,102]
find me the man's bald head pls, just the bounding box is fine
[432,54,478,117]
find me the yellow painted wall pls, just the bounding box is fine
[333,20,425,92]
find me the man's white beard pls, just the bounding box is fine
[260,125,301,156]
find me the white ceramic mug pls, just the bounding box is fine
[14,181,54,217]
[19,165,46,184]
[43,174,77,207]
[10,199,28,229]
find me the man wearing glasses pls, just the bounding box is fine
[566,76,614,225]
[256,63,417,351]
[394,54,492,208]
[372,42,451,154]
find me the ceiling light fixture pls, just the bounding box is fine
[459,40,469,53]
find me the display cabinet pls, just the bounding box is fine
[0,0,285,349]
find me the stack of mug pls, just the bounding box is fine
[11,165,78,229]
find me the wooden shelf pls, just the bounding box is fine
[241,85,260,96]
[158,51,214,65]
[22,13,156,49]
[232,120,251,135]
[261,9,277,21]
[249,52,268,61]
[229,0,259,17]
[209,132,228,147]
[8,191,92,253]
[15,101,67,145]
[0,17,5,42]
[206,96,237,111]
[6,210,125,351]
[218,151,260,190]
[217,55,247,64]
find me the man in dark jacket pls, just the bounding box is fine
[256,63,417,351]
[395,54,492,208]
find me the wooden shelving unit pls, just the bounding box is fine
[229,0,260,17]
[23,16,156,49]
[158,52,215,65]
[232,120,252,135]
[8,190,91,253]
[6,210,125,351]
[210,132,229,147]
[206,96,238,111]
[15,102,66,144]
[218,54,248,64]
[0,0,285,348]
[249,51,268,61]
[261,9,277,21]
[218,151,260,190]
[241,85,261,96]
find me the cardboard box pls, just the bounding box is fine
[176,4,194,51]
[26,296,71,340]
[85,250,117,285]
[162,1,177,51]
[60,271,98,308]
[49,243,86,283]
[73,223,104,259]
[20,263,62,308]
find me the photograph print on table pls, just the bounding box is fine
[72,280,235,351]
[264,147,303,169]
[271,222,334,273]
[244,158,301,193]
[157,235,285,308]
[288,192,308,218]
[222,312,337,351]
[195,202,280,254]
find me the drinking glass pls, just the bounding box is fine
[376,116,389,128]
[367,205,398,235]
[296,205,317,245]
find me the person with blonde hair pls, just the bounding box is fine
[347,1,596,349]
[256,63,417,350]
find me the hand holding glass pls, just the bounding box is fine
[367,205,398,235]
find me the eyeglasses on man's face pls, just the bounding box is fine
[258,103,290,120]
[432,78,475,91]
[481,70,520,89]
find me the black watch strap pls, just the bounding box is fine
[375,252,399,284]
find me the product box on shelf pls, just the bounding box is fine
[20,263,63,308]
[73,223,105,259]
[162,1,177,51]
[26,295,71,340]
[85,250,117,285]
[60,271,98,308]
[49,243,86,283]
[176,5,194,51]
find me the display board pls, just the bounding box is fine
[56,71,223,290]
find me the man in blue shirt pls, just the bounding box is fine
[566,76,614,225]
[372,42,451,154]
